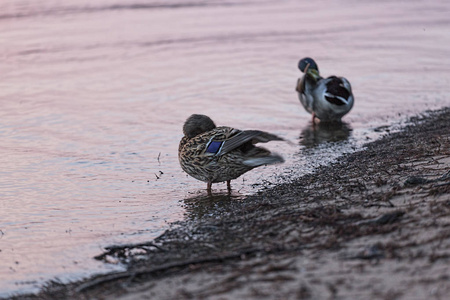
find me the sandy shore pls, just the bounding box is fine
[10,107,450,300]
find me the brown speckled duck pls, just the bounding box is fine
[179,114,285,193]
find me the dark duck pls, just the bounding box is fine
[179,114,285,193]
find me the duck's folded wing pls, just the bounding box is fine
[219,130,284,155]
[324,76,352,106]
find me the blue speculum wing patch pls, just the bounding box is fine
[206,141,223,154]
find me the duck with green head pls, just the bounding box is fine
[296,57,354,123]
[179,114,285,193]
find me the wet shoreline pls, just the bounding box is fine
[3,1,450,293]
[7,107,450,300]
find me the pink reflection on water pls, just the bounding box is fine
[1,0,450,296]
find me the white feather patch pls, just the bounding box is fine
[243,155,284,167]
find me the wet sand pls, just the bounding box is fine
[9,107,450,300]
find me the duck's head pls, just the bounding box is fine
[183,114,217,138]
[298,57,320,82]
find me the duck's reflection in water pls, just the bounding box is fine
[299,121,352,148]
[182,191,246,221]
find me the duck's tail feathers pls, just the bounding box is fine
[243,153,284,167]
[219,130,285,155]
[250,131,285,143]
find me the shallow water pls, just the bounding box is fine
[1,0,449,296]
